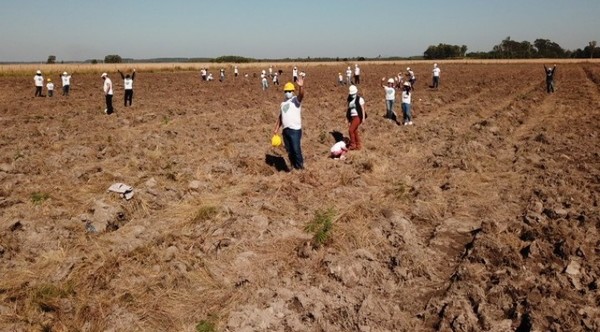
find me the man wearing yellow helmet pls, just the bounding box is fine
[273,76,305,170]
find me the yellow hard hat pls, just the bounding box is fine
[271,134,282,147]
[283,82,295,92]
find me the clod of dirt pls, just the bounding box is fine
[163,246,179,262]
[296,241,312,259]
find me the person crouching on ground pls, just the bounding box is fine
[401,82,413,125]
[330,137,349,160]
[273,77,305,170]
[346,85,366,150]
[118,68,136,107]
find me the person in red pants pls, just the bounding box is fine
[346,85,366,150]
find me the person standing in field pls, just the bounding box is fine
[273,77,305,170]
[345,66,352,85]
[346,85,367,150]
[201,68,207,81]
[432,63,441,89]
[269,65,273,77]
[272,72,279,86]
[338,72,344,86]
[34,70,44,97]
[219,68,225,82]
[261,72,269,90]
[46,79,54,97]
[234,66,239,78]
[401,82,413,125]
[60,72,72,96]
[292,66,299,82]
[406,67,416,90]
[101,73,114,115]
[354,64,361,84]
[118,68,136,107]
[544,64,556,93]
[382,77,399,123]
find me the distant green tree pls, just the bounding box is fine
[424,43,465,59]
[104,54,122,63]
[91,59,98,64]
[533,39,566,58]
[47,55,56,64]
[212,55,255,63]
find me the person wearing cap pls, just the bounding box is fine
[401,82,413,125]
[60,72,72,96]
[338,72,344,86]
[273,72,279,86]
[219,68,225,82]
[406,67,416,90]
[432,63,441,89]
[118,68,136,107]
[261,72,269,90]
[46,79,54,97]
[292,66,299,82]
[345,66,352,85]
[382,77,399,124]
[234,66,239,78]
[101,73,114,114]
[273,77,305,170]
[544,64,556,93]
[200,68,207,81]
[346,85,366,150]
[354,64,361,84]
[34,70,44,97]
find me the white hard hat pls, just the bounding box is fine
[36,70,41,74]
[387,78,395,84]
[101,73,107,78]
[433,63,438,67]
[403,82,411,87]
[407,67,411,71]
[63,71,68,75]
[349,85,358,95]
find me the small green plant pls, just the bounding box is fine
[163,115,170,125]
[31,192,50,205]
[193,206,218,222]
[196,319,216,332]
[318,131,327,144]
[305,208,336,247]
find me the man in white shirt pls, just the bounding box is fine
[273,77,305,170]
[118,69,136,107]
[46,79,54,97]
[292,66,298,82]
[346,66,352,85]
[60,72,72,96]
[432,63,441,89]
[101,73,114,114]
[34,70,44,97]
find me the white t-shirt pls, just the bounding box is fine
[280,96,302,130]
[34,75,44,87]
[346,68,352,77]
[234,67,238,74]
[330,141,347,153]
[124,78,133,90]
[433,67,441,77]
[348,95,365,117]
[103,77,113,95]
[273,75,278,83]
[408,70,415,79]
[46,82,54,90]
[292,68,298,77]
[402,91,411,104]
[354,66,360,76]
[61,75,71,86]
[384,86,395,101]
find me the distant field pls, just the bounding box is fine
[2,58,599,76]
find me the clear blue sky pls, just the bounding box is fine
[1,0,598,62]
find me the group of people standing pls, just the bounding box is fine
[33,70,72,97]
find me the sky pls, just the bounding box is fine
[1,0,599,62]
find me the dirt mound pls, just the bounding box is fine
[0,62,599,331]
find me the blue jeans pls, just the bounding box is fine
[386,99,395,119]
[402,103,412,123]
[282,128,304,170]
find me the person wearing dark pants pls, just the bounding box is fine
[61,72,72,96]
[34,70,44,97]
[544,64,556,93]
[101,73,114,114]
[273,77,305,170]
[118,69,136,106]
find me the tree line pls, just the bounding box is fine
[424,37,599,60]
